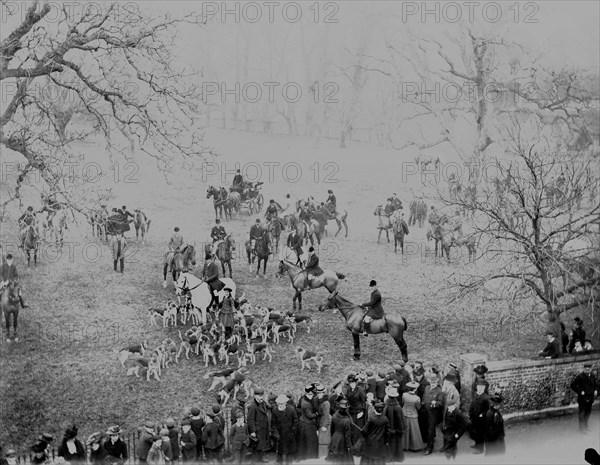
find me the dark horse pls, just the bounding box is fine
[393,216,409,254]
[213,234,236,278]
[277,258,345,311]
[245,232,270,276]
[1,281,21,342]
[162,244,197,288]
[23,223,39,266]
[267,218,283,254]
[318,291,408,362]
[206,186,228,221]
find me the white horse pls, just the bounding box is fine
[175,272,237,325]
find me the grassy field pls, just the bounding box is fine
[0,128,597,448]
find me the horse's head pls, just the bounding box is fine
[226,234,236,251]
[206,186,215,199]
[276,260,287,277]
[175,274,189,296]
[318,291,339,311]
[374,205,382,216]
[182,245,196,267]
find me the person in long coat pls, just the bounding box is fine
[247,387,271,463]
[469,380,490,454]
[328,399,354,464]
[317,385,332,458]
[346,374,366,443]
[270,394,299,464]
[229,411,250,465]
[219,288,235,339]
[571,363,599,432]
[360,401,389,465]
[484,394,506,456]
[422,373,444,455]
[383,384,406,463]
[297,385,319,460]
[402,382,424,451]
[57,425,86,464]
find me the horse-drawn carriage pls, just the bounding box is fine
[233,181,264,215]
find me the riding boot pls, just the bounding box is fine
[120,258,124,273]
[113,260,118,271]
[363,320,369,337]
[19,296,29,309]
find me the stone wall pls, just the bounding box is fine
[460,352,600,419]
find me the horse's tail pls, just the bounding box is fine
[146,219,151,232]
[335,272,345,280]
[402,316,408,331]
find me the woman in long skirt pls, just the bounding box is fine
[402,382,424,452]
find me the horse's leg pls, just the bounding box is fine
[228,260,232,278]
[334,219,342,237]
[343,218,348,238]
[12,308,19,341]
[292,290,297,310]
[377,228,382,244]
[162,263,168,287]
[297,291,302,311]
[263,257,267,275]
[386,229,390,243]
[34,248,38,266]
[353,333,361,360]
[401,236,404,254]
[26,250,31,266]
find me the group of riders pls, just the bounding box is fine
[16,194,65,249]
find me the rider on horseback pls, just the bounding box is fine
[18,206,37,249]
[428,205,440,226]
[360,280,383,337]
[303,247,323,285]
[211,218,227,256]
[165,227,184,270]
[0,253,28,308]
[287,232,304,265]
[325,189,337,216]
[391,193,402,212]
[249,218,263,255]
[384,198,396,216]
[202,252,224,310]
[41,193,62,229]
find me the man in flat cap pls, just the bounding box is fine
[271,393,299,464]
[247,387,270,462]
[571,363,598,432]
[136,421,156,463]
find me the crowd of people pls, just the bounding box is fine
[2,360,514,465]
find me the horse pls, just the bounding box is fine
[43,209,67,247]
[224,189,241,216]
[279,244,309,268]
[215,234,236,278]
[245,232,270,276]
[294,217,319,246]
[392,216,409,254]
[175,272,236,325]
[276,256,345,311]
[23,223,39,266]
[373,205,394,243]
[0,281,21,343]
[317,291,408,362]
[206,186,226,220]
[89,208,108,241]
[163,244,197,288]
[310,208,349,241]
[450,232,478,261]
[416,199,428,227]
[426,222,452,260]
[267,218,283,254]
[133,209,151,243]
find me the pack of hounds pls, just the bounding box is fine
[115,293,324,402]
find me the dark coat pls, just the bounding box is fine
[362,289,384,319]
[220,296,235,328]
[103,438,129,463]
[329,410,353,461]
[250,224,263,240]
[469,393,490,443]
[167,427,180,459]
[271,404,299,455]
[202,260,220,283]
[202,422,224,450]
[179,430,197,460]
[232,174,244,188]
[571,371,598,404]
[375,380,387,401]
[361,414,389,459]
[211,225,226,241]
[384,398,406,462]
[247,399,271,451]
[57,439,86,462]
[229,423,250,451]
[540,339,561,358]
[442,407,469,448]
[569,328,587,353]
[0,263,18,282]
[297,395,319,460]
[484,407,505,456]
[305,254,324,275]
[136,430,155,460]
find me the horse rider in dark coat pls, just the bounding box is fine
[383,198,396,217]
[249,219,263,255]
[202,252,224,309]
[1,253,28,308]
[120,205,134,230]
[571,363,598,432]
[468,380,490,454]
[247,387,271,463]
[41,193,62,228]
[287,232,304,265]
[325,190,338,216]
[265,199,286,231]
[271,394,299,464]
[18,206,37,249]
[360,401,389,465]
[211,218,227,255]
[360,280,384,336]
[303,247,324,285]
[165,227,185,270]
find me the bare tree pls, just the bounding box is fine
[0,1,206,215]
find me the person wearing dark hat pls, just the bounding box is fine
[146,435,165,465]
[202,246,224,310]
[265,199,279,222]
[230,410,250,464]
[296,384,319,461]
[325,189,337,216]
[316,384,332,458]
[472,365,489,395]
[249,218,264,255]
[303,246,324,285]
[442,374,461,411]
[569,318,587,354]
[136,422,157,463]
[384,196,396,216]
[271,393,299,464]
[384,383,406,463]
[539,331,561,359]
[1,253,28,310]
[413,366,429,445]
[360,280,384,336]
[189,406,205,461]
[159,428,173,463]
[422,372,444,455]
[345,374,366,443]
[247,387,270,463]
[164,419,179,463]
[387,362,410,396]
[440,397,469,460]
[85,432,106,465]
[103,426,128,465]
[219,287,235,339]
[179,418,196,463]
[232,168,244,193]
[445,362,462,393]
[30,440,49,465]
[327,398,353,464]
[230,391,247,425]
[18,205,37,249]
[484,394,505,456]
[402,381,424,452]
[202,410,225,463]
[571,363,598,432]
[468,380,490,454]
[57,425,86,463]
[110,231,127,273]
[165,227,185,272]
[375,372,388,402]
[361,401,389,464]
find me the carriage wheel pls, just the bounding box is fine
[256,194,264,211]
[248,201,254,215]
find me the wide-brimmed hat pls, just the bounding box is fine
[337,399,349,409]
[373,401,385,412]
[86,432,104,446]
[305,384,316,393]
[254,387,265,395]
[223,287,232,293]
[106,426,121,435]
[490,394,503,404]
[31,441,46,453]
[574,317,584,327]
[4,450,17,458]
[165,418,175,428]
[347,374,357,383]
[275,394,289,404]
[387,387,399,397]
[444,373,458,384]
[406,381,419,390]
[474,365,488,375]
